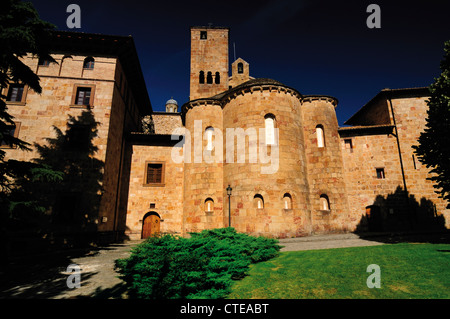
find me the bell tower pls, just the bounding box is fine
[189,26,229,100]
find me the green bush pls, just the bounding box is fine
[115,227,281,299]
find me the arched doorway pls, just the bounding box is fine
[142,212,161,239]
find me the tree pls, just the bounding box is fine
[0,0,61,214]
[413,40,450,208]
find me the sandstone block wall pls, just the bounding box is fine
[301,97,351,234]
[222,88,311,238]
[190,27,229,100]
[183,103,224,234]
[125,144,184,240]
[3,53,141,234]
[152,113,183,134]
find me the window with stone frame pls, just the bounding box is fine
[205,198,214,212]
[264,114,276,145]
[206,71,213,84]
[144,162,165,186]
[237,62,244,74]
[376,167,385,179]
[283,193,292,209]
[215,72,220,84]
[316,125,325,148]
[0,122,20,149]
[320,194,330,211]
[205,127,214,151]
[6,84,26,103]
[344,138,353,152]
[83,57,95,70]
[253,194,264,209]
[38,57,51,66]
[71,84,95,107]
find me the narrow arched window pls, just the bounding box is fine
[215,72,220,84]
[206,71,213,84]
[316,125,325,148]
[320,194,330,211]
[83,56,95,70]
[205,127,214,151]
[283,193,292,209]
[254,194,264,209]
[205,198,214,212]
[199,71,205,84]
[265,114,276,145]
[237,62,244,74]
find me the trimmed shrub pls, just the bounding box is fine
[115,227,281,299]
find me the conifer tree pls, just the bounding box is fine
[413,40,450,208]
[0,0,62,214]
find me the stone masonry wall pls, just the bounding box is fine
[183,103,224,234]
[301,97,351,234]
[125,144,184,240]
[392,96,450,226]
[222,88,311,238]
[190,27,229,100]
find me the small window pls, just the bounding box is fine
[71,85,95,107]
[283,193,292,210]
[320,194,330,211]
[200,31,207,39]
[75,87,92,106]
[344,139,353,152]
[0,122,20,149]
[316,125,325,148]
[83,57,95,70]
[206,71,213,84]
[205,127,214,151]
[6,84,25,102]
[199,71,205,84]
[254,194,264,209]
[215,72,220,84]
[38,58,50,66]
[264,114,276,145]
[237,62,244,74]
[145,162,165,185]
[376,168,385,179]
[205,198,214,212]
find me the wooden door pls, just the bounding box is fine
[142,214,160,239]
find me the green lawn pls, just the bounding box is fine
[228,243,450,299]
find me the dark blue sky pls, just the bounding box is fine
[30,0,450,125]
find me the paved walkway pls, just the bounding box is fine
[1,231,447,299]
[278,233,384,251]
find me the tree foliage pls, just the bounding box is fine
[0,0,60,215]
[115,228,281,299]
[413,40,450,208]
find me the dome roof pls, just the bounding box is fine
[166,98,178,105]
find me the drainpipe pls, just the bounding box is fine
[386,89,412,228]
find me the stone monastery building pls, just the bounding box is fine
[3,27,449,241]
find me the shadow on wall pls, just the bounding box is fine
[354,186,447,234]
[2,110,105,263]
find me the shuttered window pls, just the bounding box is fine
[145,163,164,185]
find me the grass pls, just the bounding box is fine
[228,243,450,299]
